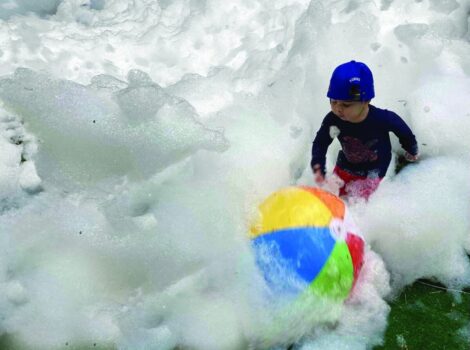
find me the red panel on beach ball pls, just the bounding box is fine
[346,232,364,285]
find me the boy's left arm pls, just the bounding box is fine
[387,111,419,161]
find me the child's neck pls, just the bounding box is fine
[351,104,369,123]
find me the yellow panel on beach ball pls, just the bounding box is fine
[250,187,333,238]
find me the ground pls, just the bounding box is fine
[376,277,470,350]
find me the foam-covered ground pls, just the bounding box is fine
[0,0,469,349]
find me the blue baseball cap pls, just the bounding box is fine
[327,61,375,101]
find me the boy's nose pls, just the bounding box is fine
[333,105,343,115]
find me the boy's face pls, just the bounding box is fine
[330,99,369,123]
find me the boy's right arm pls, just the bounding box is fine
[311,117,334,183]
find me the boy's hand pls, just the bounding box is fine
[404,151,419,162]
[312,164,325,184]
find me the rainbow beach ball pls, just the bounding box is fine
[249,186,364,301]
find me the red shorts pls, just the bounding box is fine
[333,166,382,199]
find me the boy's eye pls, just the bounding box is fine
[330,100,357,109]
[330,100,353,108]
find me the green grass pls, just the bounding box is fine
[375,279,470,350]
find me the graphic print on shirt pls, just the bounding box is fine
[341,136,378,163]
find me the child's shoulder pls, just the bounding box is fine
[369,104,391,114]
[369,104,400,120]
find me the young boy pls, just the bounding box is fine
[311,60,419,199]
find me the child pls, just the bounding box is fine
[311,60,419,199]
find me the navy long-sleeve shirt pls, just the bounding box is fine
[311,105,418,178]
